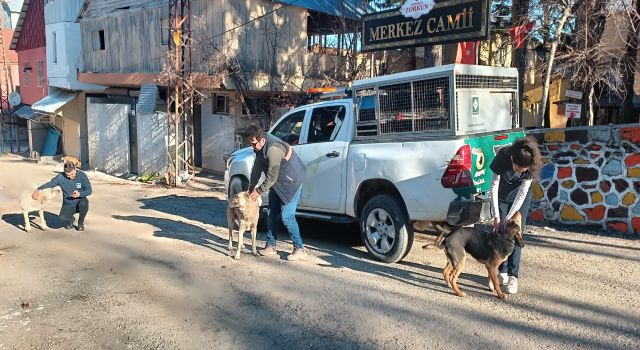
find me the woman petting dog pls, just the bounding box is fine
[489,137,542,294]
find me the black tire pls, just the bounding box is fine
[360,195,414,263]
[228,176,248,198]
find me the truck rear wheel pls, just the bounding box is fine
[228,176,248,199]
[360,195,413,263]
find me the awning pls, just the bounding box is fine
[136,84,158,114]
[32,89,80,115]
[13,105,37,120]
[273,0,373,20]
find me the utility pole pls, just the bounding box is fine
[167,0,195,186]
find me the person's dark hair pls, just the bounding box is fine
[510,136,542,179]
[246,124,265,141]
[63,161,76,173]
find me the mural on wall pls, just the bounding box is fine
[527,125,640,236]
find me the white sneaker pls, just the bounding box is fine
[488,273,509,291]
[505,276,518,294]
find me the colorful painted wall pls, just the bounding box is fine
[526,125,640,236]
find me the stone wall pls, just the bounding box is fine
[526,124,640,236]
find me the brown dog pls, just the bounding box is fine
[63,156,82,169]
[227,192,262,260]
[442,212,524,299]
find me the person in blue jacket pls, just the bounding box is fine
[32,161,93,231]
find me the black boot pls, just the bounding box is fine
[65,217,75,230]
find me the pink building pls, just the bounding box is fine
[10,0,46,105]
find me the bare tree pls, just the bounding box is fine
[618,0,640,123]
[534,0,586,128]
[512,0,531,123]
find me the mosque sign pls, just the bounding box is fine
[362,0,490,51]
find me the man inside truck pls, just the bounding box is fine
[489,137,542,294]
[246,125,308,261]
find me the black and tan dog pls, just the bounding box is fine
[441,212,524,299]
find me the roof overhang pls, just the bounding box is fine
[32,89,80,115]
[273,0,372,20]
[9,0,30,50]
[13,105,36,120]
[78,72,160,88]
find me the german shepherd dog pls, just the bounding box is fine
[442,212,524,299]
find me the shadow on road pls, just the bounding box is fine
[113,214,229,257]
[2,211,64,231]
[137,195,228,227]
[297,219,491,297]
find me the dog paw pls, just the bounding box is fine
[252,250,259,256]
[24,227,31,232]
[41,226,50,231]
[233,255,241,260]
[497,294,507,300]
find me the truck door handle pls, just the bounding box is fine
[326,151,340,158]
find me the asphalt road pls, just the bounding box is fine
[1,155,639,349]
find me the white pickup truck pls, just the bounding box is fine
[224,64,525,263]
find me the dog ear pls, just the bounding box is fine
[510,211,522,225]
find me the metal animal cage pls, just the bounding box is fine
[353,64,520,140]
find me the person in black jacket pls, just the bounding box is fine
[488,137,542,294]
[246,125,308,261]
[32,161,93,231]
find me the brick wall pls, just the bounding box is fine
[526,124,640,236]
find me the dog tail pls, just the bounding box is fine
[444,244,459,267]
[422,222,456,252]
[422,242,444,252]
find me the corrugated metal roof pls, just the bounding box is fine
[32,89,80,115]
[273,0,373,20]
[13,105,37,120]
[136,84,158,114]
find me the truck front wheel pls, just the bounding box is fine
[360,195,413,263]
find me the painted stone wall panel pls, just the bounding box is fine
[527,124,640,236]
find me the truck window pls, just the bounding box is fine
[271,110,305,145]
[307,106,346,144]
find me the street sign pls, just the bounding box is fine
[362,0,490,51]
[566,103,582,119]
[565,90,583,100]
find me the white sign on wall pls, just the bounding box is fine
[400,0,436,19]
[565,90,583,100]
[566,103,582,119]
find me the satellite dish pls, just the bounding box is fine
[8,92,21,106]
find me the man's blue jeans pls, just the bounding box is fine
[266,186,304,249]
